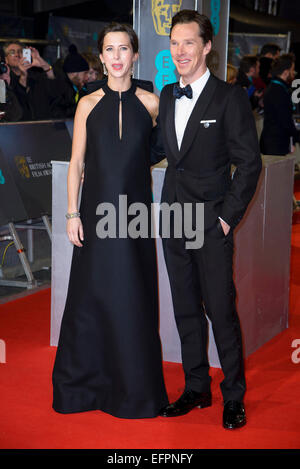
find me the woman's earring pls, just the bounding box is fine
[102,62,107,75]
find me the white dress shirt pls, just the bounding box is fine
[174,68,229,230]
[175,68,210,150]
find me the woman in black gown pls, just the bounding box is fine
[52,23,169,418]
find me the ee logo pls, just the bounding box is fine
[0,169,5,184]
[155,49,177,92]
[210,0,221,36]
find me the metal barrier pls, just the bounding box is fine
[0,119,71,288]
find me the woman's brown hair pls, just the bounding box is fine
[98,22,139,54]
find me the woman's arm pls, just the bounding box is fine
[136,89,166,165]
[66,96,91,247]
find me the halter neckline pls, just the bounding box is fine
[102,81,137,100]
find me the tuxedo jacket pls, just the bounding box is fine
[156,73,262,231]
[260,76,300,156]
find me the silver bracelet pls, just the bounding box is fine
[65,212,80,219]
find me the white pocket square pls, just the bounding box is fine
[200,119,216,128]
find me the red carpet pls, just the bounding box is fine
[1,214,300,449]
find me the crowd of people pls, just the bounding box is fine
[0,38,299,157]
[227,43,300,156]
[0,41,103,122]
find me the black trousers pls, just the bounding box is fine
[162,221,246,403]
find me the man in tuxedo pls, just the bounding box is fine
[157,10,262,429]
[260,53,299,156]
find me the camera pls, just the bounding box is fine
[0,48,8,75]
[22,48,31,64]
[0,61,8,75]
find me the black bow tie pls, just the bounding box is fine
[173,83,193,99]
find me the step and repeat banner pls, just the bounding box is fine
[0,121,71,226]
[0,147,28,227]
[133,0,230,93]
[202,0,230,79]
[45,15,107,65]
[45,1,229,83]
[228,32,290,68]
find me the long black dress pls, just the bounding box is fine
[52,81,169,418]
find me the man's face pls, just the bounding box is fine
[73,71,88,88]
[68,71,83,88]
[170,22,211,84]
[287,62,296,84]
[5,43,23,68]
[251,60,259,77]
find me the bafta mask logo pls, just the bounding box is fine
[14,156,30,179]
[152,0,182,36]
[62,24,69,36]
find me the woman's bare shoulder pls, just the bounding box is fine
[136,87,159,105]
[136,87,159,119]
[76,89,105,117]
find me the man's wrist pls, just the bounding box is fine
[18,73,27,87]
[19,69,28,77]
[43,65,53,73]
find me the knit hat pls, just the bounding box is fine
[63,44,89,73]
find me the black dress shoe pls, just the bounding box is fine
[223,401,246,429]
[159,390,212,417]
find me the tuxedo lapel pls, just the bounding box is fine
[165,85,180,161]
[178,74,218,162]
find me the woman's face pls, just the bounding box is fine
[100,31,138,79]
[87,67,99,82]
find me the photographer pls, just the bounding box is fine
[0,53,23,122]
[3,41,55,121]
